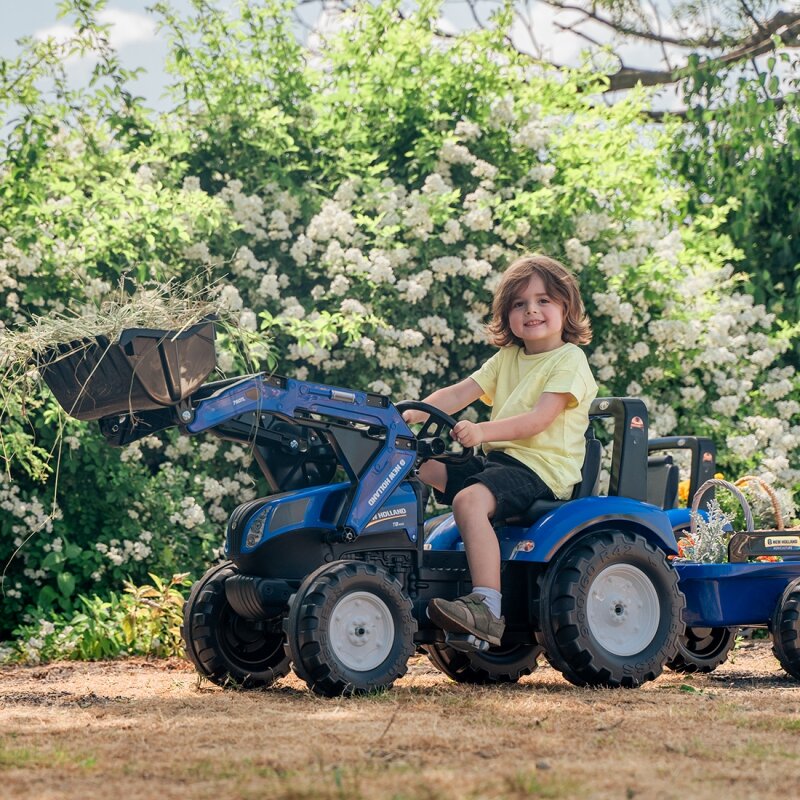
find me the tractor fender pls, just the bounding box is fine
[504,496,679,563]
[665,507,692,532]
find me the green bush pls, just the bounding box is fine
[1,0,797,636]
[1,573,190,664]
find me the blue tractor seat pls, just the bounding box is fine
[501,434,604,527]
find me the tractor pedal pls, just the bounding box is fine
[445,632,490,653]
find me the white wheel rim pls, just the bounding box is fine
[328,591,395,671]
[586,564,660,657]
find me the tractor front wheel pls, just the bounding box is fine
[181,562,290,688]
[284,561,417,696]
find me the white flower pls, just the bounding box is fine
[340,298,366,315]
[440,219,463,244]
[454,119,481,140]
[307,200,355,243]
[564,238,590,269]
[463,206,493,232]
[259,273,281,301]
[627,342,650,363]
[184,243,213,264]
[329,275,351,296]
[219,285,243,311]
[422,173,452,196]
[239,310,258,331]
[512,120,548,149]
[216,348,235,373]
[368,379,393,396]
[439,141,475,165]
[489,95,515,125]
[290,234,315,266]
[398,329,424,348]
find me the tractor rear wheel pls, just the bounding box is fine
[285,560,417,696]
[424,640,543,684]
[538,530,685,688]
[182,561,290,688]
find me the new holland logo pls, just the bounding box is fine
[366,507,408,528]
[367,459,407,507]
[765,535,800,549]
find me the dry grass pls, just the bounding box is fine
[1,641,799,800]
[0,280,223,375]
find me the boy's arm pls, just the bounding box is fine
[402,378,484,423]
[452,392,571,447]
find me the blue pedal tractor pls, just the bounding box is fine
[41,322,800,695]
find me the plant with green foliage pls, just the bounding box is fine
[0,0,797,640]
[674,46,800,360]
[1,572,190,664]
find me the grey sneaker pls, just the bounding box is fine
[428,593,506,646]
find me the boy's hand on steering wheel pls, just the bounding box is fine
[452,420,484,448]
[402,409,430,426]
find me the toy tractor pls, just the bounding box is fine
[41,321,800,695]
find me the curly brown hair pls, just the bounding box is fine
[487,255,592,347]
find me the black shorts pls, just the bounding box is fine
[433,451,556,520]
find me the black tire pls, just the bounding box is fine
[666,626,738,674]
[181,561,290,688]
[424,640,543,684]
[770,578,800,681]
[284,560,417,697]
[538,530,685,688]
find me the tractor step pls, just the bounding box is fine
[444,632,490,653]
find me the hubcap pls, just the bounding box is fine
[586,564,660,656]
[329,591,395,671]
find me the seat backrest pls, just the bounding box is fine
[570,435,603,499]
[646,454,679,509]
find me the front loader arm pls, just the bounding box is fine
[186,373,418,538]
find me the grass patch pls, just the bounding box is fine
[503,769,584,798]
[0,742,96,771]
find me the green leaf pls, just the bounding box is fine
[57,572,76,598]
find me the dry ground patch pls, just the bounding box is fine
[1,640,799,800]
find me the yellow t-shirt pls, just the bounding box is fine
[470,343,598,499]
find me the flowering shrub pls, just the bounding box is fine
[0,1,797,635]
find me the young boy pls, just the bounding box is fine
[402,254,597,645]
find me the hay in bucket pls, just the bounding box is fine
[0,280,223,375]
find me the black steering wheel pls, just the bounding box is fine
[394,400,474,465]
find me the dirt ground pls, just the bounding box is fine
[1,640,798,800]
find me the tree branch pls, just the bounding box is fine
[541,0,726,48]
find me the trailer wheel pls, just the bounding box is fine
[666,626,738,674]
[770,578,800,681]
[182,562,290,688]
[285,561,417,696]
[539,530,685,688]
[424,641,543,684]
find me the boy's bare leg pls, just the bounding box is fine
[417,460,448,493]
[452,484,499,591]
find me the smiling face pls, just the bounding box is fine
[508,273,565,354]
